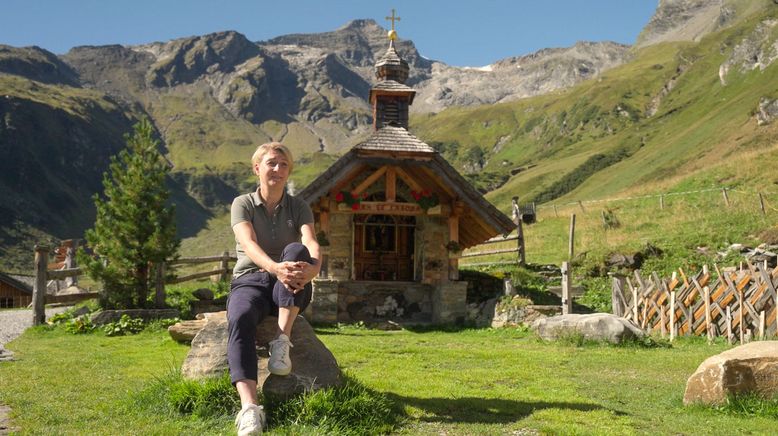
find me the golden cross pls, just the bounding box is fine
[385,9,401,31]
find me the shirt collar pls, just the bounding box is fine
[249,188,286,208]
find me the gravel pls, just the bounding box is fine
[0,307,70,348]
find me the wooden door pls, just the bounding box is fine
[354,214,415,281]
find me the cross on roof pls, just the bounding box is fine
[385,9,401,31]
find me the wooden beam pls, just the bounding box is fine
[394,166,423,192]
[352,166,388,196]
[329,163,369,197]
[386,167,397,202]
[448,215,459,242]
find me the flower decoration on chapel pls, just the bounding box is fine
[336,190,366,211]
[411,189,439,211]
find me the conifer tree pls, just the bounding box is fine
[79,119,179,309]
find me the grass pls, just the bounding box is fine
[2,323,777,435]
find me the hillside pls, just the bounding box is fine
[411,4,778,214]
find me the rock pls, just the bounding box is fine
[532,313,644,344]
[181,311,343,399]
[90,309,179,325]
[757,97,778,126]
[192,288,214,301]
[168,319,207,342]
[683,341,778,405]
[0,345,14,362]
[606,252,643,270]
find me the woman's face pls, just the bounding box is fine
[254,149,290,188]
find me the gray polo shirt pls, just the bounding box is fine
[231,190,314,278]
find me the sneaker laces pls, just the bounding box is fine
[269,335,293,360]
[236,404,264,431]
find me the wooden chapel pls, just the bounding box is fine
[298,21,514,324]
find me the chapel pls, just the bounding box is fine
[298,19,514,324]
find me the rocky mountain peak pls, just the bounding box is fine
[141,30,262,87]
[0,44,79,86]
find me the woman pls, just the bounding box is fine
[228,142,320,435]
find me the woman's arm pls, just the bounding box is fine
[298,222,321,283]
[233,221,303,288]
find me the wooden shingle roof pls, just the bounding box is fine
[353,125,434,153]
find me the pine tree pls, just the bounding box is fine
[79,119,179,309]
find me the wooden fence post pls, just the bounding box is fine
[610,273,626,317]
[726,306,733,345]
[33,245,49,326]
[703,286,712,342]
[759,192,766,216]
[722,188,730,207]
[568,214,576,260]
[553,204,558,218]
[511,197,526,266]
[659,194,665,210]
[561,261,572,315]
[669,291,676,342]
[503,273,515,297]
[220,251,230,282]
[154,262,166,308]
[578,201,585,213]
[759,311,765,340]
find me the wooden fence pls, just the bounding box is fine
[32,245,236,325]
[612,263,778,343]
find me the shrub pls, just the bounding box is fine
[63,316,96,334]
[103,314,145,336]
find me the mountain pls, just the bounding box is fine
[3,1,778,272]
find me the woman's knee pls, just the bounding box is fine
[281,242,311,263]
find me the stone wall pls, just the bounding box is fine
[324,213,352,280]
[433,281,468,324]
[418,215,449,285]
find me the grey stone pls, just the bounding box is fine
[90,309,179,325]
[192,288,214,301]
[0,345,14,362]
[181,311,343,399]
[532,313,644,344]
[683,341,778,405]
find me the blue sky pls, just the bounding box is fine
[1,1,658,67]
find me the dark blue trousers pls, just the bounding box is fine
[227,242,313,383]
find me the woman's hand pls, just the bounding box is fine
[272,261,307,293]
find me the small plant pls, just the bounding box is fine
[49,311,74,325]
[316,230,330,246]
[103,314,145,336]
[495,295,533,313]
[445,240,462,252]
[601,208,621,229]
[64,316,96,334]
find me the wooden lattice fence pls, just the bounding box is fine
[612,264,778,342]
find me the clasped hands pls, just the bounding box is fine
[272,261,316,293]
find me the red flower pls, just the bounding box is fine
[335,192,344,202]
[422,189,431,197]
[411,190,421,201]
[362,192,368,199]
[351,192,358,200]
[351,203,360,211]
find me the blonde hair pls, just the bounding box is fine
[251,142,294,172]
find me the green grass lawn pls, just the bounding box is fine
[1,324,775,435]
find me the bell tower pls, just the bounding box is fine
[369,10,416,130]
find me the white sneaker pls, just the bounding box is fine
[268,334,293,376]
[235,404,265,436]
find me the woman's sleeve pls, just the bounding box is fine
[230,196,252,228]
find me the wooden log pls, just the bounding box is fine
[670,291,676,341]
[632,281,639,322]
[169,269,230,284]
[660,306,667,338]
[169,255,238,265]
[33,245,48,326]
[760,311,766,340]
[561,261,572,315]
[704,286,712,342]
[611,274,626,317]
[739,288,745,344]
[460,248,520,258]
[759,192,766,216]
[46,268,82,280]
[758,267,778,336]
[219,251,230,282]
[568,214,576,260]
[726,306,733,345]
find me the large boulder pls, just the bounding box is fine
[181,311,343,399]
[168,319,207,342]
[683,341,778,405]
[532,313,644,344]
